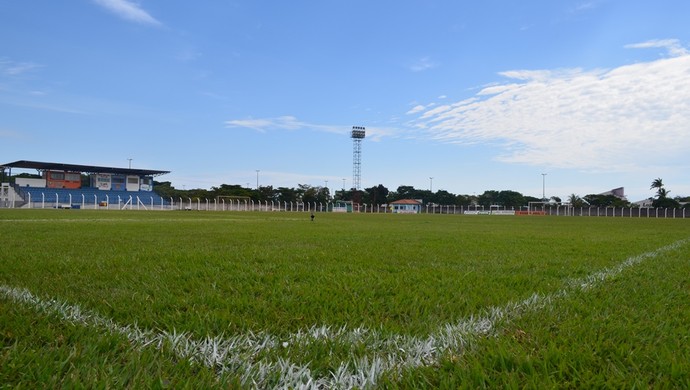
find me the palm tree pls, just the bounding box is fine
[568,193,584,207]
[650,178,663,191]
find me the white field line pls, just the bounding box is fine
[1,238,688,389]
[0,218,263,224]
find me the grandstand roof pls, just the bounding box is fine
[0,160,170,177]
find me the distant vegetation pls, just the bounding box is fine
[154,178,689,208]
[650,177,682,208]
[153,181,547,208]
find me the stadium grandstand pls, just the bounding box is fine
[0,160,170,209]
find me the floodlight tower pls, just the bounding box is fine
[351,126,366,190]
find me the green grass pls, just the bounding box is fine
[391,237,690,388]
[1,209,689,388]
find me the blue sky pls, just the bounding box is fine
[2,1,689,201]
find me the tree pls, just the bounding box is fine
[568,193,587,208]
[211,184,252,198]
[276,187,298,203]
[153,181,178,198]
[300,185,317,204]
[299,185,329,204]
[257,185,277,202]
[364,184,389,206]
[649,177,680,208]
[583,194,629,207]
[391,185,416,201]
[654,197,681,208]
[389,185,432,203]
[496,190,525,209]
[187,188,210,200]
[477,190,500,207]
[656,187,670,199]
[316,186,330,203]
[455,194,473,206]
[333,189,352,202]
[430,190,452,205]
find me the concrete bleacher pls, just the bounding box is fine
[16,186,168,208]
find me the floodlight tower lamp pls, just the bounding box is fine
[350,126,366,191]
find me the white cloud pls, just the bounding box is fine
[409,57,437,72]
[406,105,426,115]
[92,0,161,26]
[409,50,690,172]
[225,116,313,133]
[406,102,438,115]
[625,39,688,57]
[0,58,42,76]
[225,116,398,141]
[570,1,599,13]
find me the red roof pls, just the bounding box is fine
[390,199,423,205]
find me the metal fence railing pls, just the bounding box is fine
[1,192,688,218]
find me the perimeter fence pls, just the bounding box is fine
[3,193,688,219]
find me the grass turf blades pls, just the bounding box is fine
[1,210,689,388]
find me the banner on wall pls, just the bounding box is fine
[463,210,516,215]
[95,174,111,190]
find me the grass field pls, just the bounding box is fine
[1,209,689,388]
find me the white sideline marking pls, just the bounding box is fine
[0,218,260,223]
[1,238,687,389]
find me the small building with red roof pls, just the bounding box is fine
[389,199,423,214]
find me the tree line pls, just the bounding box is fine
[153,180,689,209]
[6,171,687,208]
[6,173,687,208]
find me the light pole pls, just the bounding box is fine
[541,173,547,201]
[429,177,433,193]
[256,170,260,189]
[127,158,132,169]
[342,178,346,190]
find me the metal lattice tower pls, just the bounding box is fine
[351,126,366,190]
